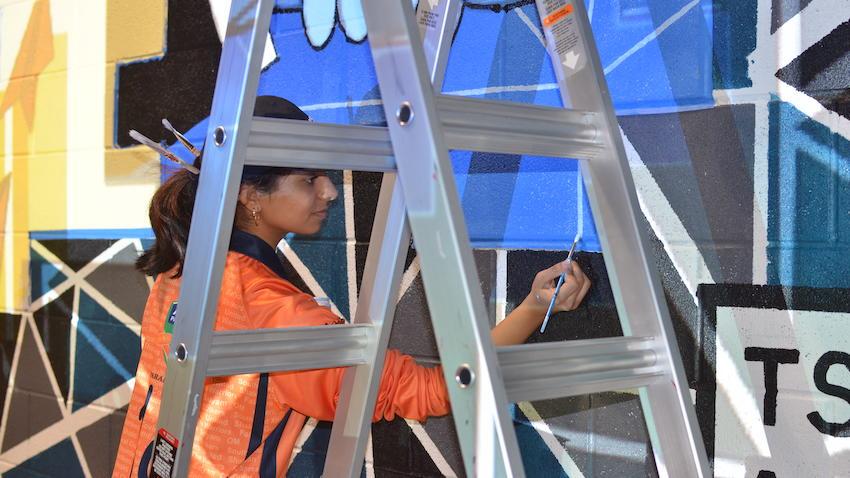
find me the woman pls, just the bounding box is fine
[113,96,591,477]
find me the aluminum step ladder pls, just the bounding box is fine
[152,1,711,477]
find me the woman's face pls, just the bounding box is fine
[243,171,338,243]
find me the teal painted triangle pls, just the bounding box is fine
[29,245,67,302]
[4,438,85,478]
[72,290,140,411]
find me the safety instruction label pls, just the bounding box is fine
[150,428,179,478]
[538,0,587,77]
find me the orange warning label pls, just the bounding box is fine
[543,4,573,27]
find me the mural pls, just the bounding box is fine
[0,0,848,477]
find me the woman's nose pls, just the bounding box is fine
[318,176,338,202]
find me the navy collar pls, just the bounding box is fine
[229,229,289,280]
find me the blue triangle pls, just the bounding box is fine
[512,405,570,477]
[29,246,67,301]
[72,290,140,411]
[4,438,85,478]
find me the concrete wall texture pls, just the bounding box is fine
[0,0,847,476]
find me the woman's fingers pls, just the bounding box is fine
[554,261,590,312]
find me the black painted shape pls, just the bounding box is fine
[744,347,800,426]
[32,287,75,401]
[776,20,850,121]
[0,313,21,419]
[115,0,221,147]
[806,351,850,437]
[371,418,444,477]
[620,105,756,285]
[757,471,777,478]
[507,250,622,343]
[642,213,703,384]
[696,284,850,465]
[771,0,814,33]
[38,239,118,272]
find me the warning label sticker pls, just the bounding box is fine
[537,0,587,77]
[150,428,179,478]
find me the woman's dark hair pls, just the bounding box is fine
[135,163,292,278]
[136,96,308,278]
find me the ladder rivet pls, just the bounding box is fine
[455,364,475,388]
[396,101,414,126]
[213,126,227,146]
[175,343,188,362]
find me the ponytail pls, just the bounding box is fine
[136,169,198,278]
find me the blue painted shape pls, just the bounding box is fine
[29,246,66,301]
[711,0,757,89]
[767,99,850,287]
[30,229,155,240]
[164,1,713,250]
[72,290,140,411]
[4,438,85,478]
[512,404,570,477]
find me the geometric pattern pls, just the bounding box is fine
[0,238,145,476]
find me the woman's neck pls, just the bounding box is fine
[238,224,286,250]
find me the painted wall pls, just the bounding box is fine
[0,0,848,477]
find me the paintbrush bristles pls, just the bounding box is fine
[161,118,201,157]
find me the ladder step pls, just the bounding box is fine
[207,324,372,376]
[498,336,664,402]
[247,117,396,172]
[437,95,605,160]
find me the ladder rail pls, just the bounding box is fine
[532,0,711,475]
[362,1,526,476]
[153,1,275,476]
[322,175,411,477]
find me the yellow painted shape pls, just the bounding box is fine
[105,145,161,185]
[105,62,116,149]
[28,69,67,155]
[26,153,66,231]
[107,0,166,63]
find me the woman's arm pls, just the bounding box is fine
[490,260,591,346]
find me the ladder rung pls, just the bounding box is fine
[207,324,372,376]
[247,117,396,172]
[437,95,605,160]
[498,336,664,402]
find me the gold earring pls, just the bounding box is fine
[251,209,259,226]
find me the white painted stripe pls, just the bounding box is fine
[621,129,713,302]
[67,286,80,411]
[397,256,420,303]
[277,239,344,318]
[405,419,458,477]
[751,99,770,284]
[517,402,586,477]
[0,310,27,451]
[287,417,318,468]
[604,0,701,75]
[364,432,375,478]
[0,379,134,470]
[70,433,93,478]
[344,170,357,320]
[576,165,584,243]
[496,250,507,324]
[514,7,545,48]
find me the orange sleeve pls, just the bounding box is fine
[244,276,451,422]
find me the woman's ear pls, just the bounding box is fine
[238,184,259,211]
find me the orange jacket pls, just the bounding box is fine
[113,231,450,477]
